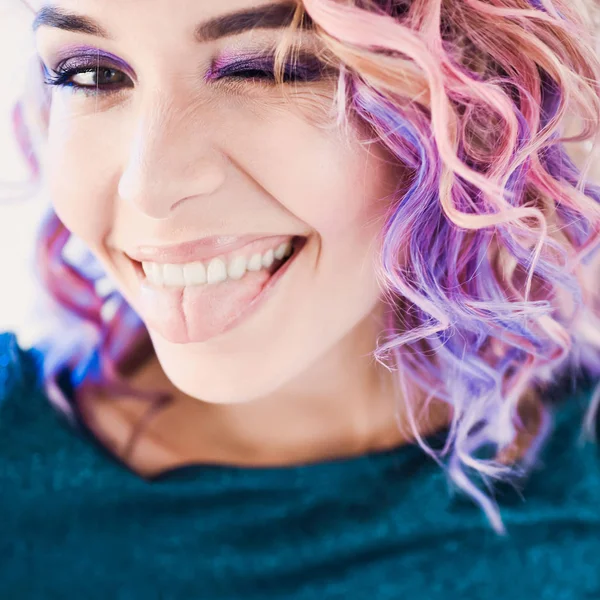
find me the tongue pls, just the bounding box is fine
[139,267,273,344]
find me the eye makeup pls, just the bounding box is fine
[44,44,135,79]
[205,50,329,84]
[40,43,332,97]
[41,44,135,96]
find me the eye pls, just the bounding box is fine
[41,52,330,98]
[43,62,132,96]
[208,54,327,85]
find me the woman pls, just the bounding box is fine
[2,0,600,596]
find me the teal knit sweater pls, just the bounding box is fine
[1,332,599,599]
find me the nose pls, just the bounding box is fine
[117,94,227,219]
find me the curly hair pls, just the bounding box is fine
[10,0,600,535]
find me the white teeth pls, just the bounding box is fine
[141,238,297,287]
[262,249,274,268]
[154,264,164,285]
[207,258,228,285]
[228,255,247,280]
[274,241,291,260]
[142,261,164,285]
[247,253,263,272]
[183,261,206,286]
[163,263,186,287]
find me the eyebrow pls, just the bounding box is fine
[32,2,313,41]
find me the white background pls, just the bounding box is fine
[0,2,47,345]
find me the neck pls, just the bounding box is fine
[145,301,451,467]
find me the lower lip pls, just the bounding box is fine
[132,236,306,344]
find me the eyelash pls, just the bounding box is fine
[42,55,324,97]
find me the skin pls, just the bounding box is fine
[31,0,451,472]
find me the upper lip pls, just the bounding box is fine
[123,234,297,264]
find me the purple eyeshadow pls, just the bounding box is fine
[205,51,325,83]
[50,45,134,76]
[48,45,325,87]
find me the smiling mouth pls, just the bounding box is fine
[128,235,307,288]
[127,235,308,343]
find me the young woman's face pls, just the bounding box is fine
[34,0,401,402]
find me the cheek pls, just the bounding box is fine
[312,148,392,239]
[222,110,399,332]
[45,97,117,249]
[222,107,396,245]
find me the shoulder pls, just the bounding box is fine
[495,380,600,541]
[0,331,43,416]
[0,332,111,497]
[424,384,600,596]
[0,331,52,490]
[499,380,600,512]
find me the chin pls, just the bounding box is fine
[158,362,284,405]
[147,329,297,404]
